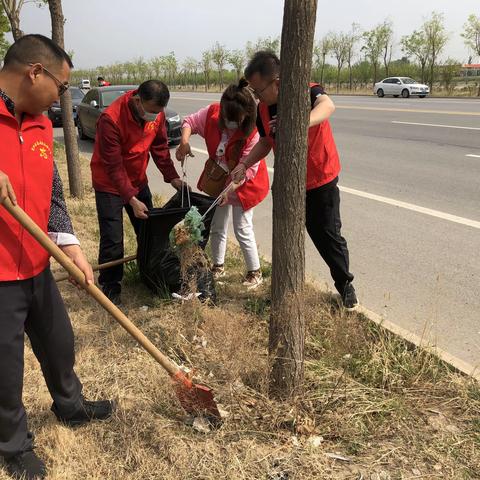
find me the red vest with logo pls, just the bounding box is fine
[201,103,269,211]
[91,90,165,195]
[258,83,340,190]
[0,102,54,281]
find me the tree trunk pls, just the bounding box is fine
[269,0,317,399]
[48,0,84,199]
[4,9,22,40]
[320,56,326,85]
[429,59,434,91]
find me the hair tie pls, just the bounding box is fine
[237,77,248,90]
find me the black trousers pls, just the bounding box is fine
[95,186,153,293]
[305,177,354,294]
[0,268,82,457]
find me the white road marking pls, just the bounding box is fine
[392,120,480,131]
[171,96,219,102]
[192,148,480,230]
[173,96,479,117]
[334,97,480,106]
[339,186,480,229]
[466,154,480,158]
[337,105,480,116]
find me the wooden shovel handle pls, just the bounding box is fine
[2,198,179,377]
[55,254,137,282]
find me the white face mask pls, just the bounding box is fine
[137,98,159,122]
[142,111,158,122]
[225,120,239,130]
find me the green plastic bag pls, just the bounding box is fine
[170,206,205,250]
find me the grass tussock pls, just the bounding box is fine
[1,145,478,480]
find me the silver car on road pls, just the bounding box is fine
[373,77,429,98]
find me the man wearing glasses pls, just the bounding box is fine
[0,34,113,480]
[232,51,358,310]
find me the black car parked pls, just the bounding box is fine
[48,87,85,126]
[76,85,182,145]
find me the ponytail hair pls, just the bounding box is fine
[237,77,249,89]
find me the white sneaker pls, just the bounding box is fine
[242,270,263,290]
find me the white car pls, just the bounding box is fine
[79,79,91,90]
[373,77,429,98]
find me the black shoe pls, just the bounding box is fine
[4,449,46,480]
[102,286,122,306]
[341,282,359,310]
[52,397,115,427]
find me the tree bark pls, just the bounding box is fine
[1,1,24,40]
[269,0,317,399]
[320,55,326,85]
[429,57,435,91]
[5,11,21,40]
[48,0,83,198]
[336,64,341,93]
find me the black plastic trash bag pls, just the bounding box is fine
[137,189,217,302]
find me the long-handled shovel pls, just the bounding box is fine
[55,255,137,283]
[2,198,221,421]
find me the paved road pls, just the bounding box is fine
[54,94,480,371]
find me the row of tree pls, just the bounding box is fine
[1,7,479,94]
[62,12,480,95]
[70,37,281,91]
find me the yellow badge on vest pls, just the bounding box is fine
[31,141,52,160]
[145,118,160,132]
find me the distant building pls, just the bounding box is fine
[459,64,480,78]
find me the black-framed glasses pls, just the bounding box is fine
[248,78,277,98]
[28,63,70,96]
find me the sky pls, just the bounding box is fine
[6,0,479,69]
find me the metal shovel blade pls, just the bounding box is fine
[172,371,221,421]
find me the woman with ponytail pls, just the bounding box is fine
[176,80,269,289]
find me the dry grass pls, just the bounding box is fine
[1,144,478,480]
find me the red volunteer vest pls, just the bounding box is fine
[200,103,269,211]
[0,102,54,281]
[258,83,341,190]
[90,90,165,195]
